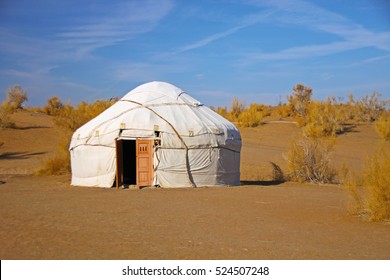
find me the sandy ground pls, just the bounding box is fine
[1,111,390,260]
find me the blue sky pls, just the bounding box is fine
[0,0,389,107]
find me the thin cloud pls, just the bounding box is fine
[1,1,174,63]
[168,10,274,55]
[167,0,390,60]
[175,25,245,54]
[239,0,390,63]
[56,0,174,56]
[0,0,174,104]
[249,41,365,61]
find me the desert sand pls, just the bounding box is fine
[1,111,389,259]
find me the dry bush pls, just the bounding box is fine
[375,111,390,141]
[341,94,361,123]
[287,84,312,122]
[37,99,116,175]
[238,103,265,127]
[275,103,292,119]
[304,100,344,138]
[362,149,390,222]
[35,132,71,176]
[229,97,245,121]
[2,85,28,112]
[0,106,15,128]
[43,96,64,116]
[252,103,272,118]
[285,136,336,184]
[346,92,389,123]
[1,85,27,128]
[54,99,115,131]
[357,91,388,122]
[344,149,390,222]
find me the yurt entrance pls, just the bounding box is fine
[115,139,154,188]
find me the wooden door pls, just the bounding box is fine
[136,139,154,186]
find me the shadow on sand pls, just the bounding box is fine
[240,180,284,186]
[0,152,46,160]
[14,126,51,130]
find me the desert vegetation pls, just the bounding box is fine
[285,136,336,184]
[345,149,390,222]
[35,97,117,175]
[375,112,390,141]
[0,86,115,175]
[212,97,270,127]
[212,84,389,221]
[0,85,28,128]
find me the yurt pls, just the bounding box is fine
[70,81,241,188]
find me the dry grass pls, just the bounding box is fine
[35,154,69,176]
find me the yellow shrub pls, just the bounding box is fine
[238,103,264,127]
[305,100,344,138]
[375,112,390,141]
[363,149,390,222]
[229,97,245,121]
[295,116,307,127]
[275,103,292,119]
[54,99,115,131]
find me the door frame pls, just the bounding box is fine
[115,138,156,188]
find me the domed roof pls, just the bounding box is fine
[71,81,241,151]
